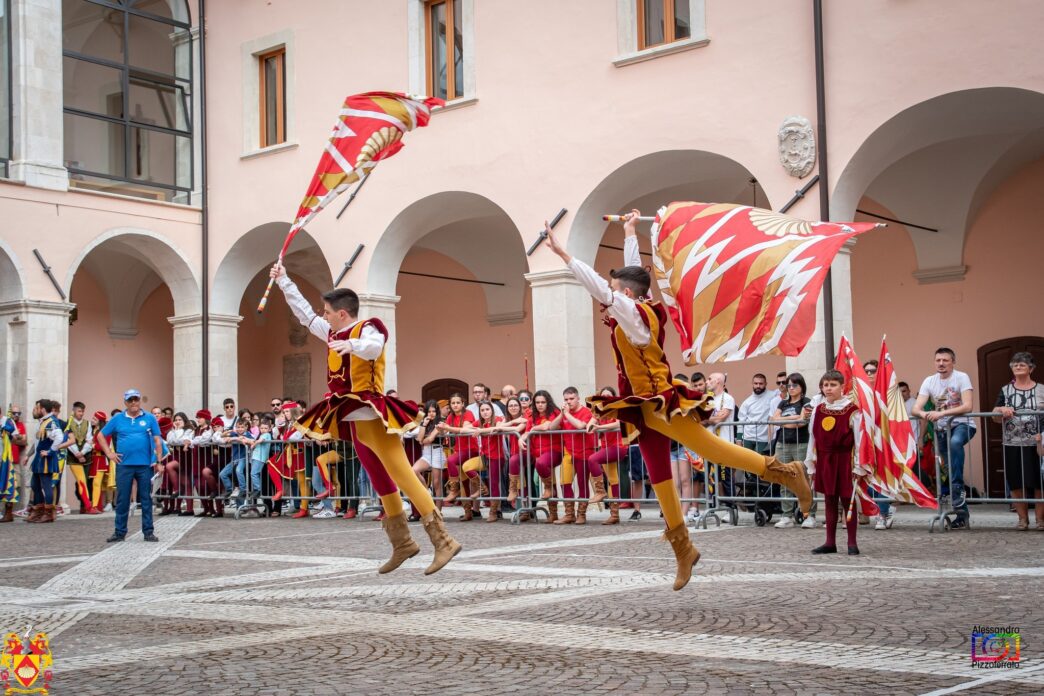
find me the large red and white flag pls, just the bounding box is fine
[873,339,938,508]
[651,202,881,364]
[834,336,938,516]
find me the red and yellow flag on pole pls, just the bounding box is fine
[651,202,882,364]
[258,91,443,312]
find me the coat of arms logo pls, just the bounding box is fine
[1,629,53,695]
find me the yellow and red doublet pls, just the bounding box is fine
[588,301,711,437]
[295,317,419,440]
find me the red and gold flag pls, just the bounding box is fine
[259,91,442,311]
[651,202,881,364]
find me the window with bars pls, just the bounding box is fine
[258,47,286,148]
[425,0,464,101]
[638,0,691,50]
[61,0,194,202]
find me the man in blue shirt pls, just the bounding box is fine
[97,389,163,542]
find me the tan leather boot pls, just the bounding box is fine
[589,476,607,505]
[443,478,461,504]
[540,475,555,500]
[42,505,56,523]
[378,512,420,574]
[575,502,588,525]
[25,504,43,523]
[485,500,500,523]
[420,509,462,575]
[507,476,520,504]
[470,478,488,500]
[0,503,13,523]
[663,523,701,591]
[759,457,813,516]
[545,500,558,523]
[601,502,620,525]
[459,500,474,521]
[554,501,575,525]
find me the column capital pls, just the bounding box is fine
[356,292,400,309]
[0,299,76,320]
[524,268,582,289]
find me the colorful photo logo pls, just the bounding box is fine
[971,631,1021,664]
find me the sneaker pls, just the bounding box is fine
[229,488,240,499]
[857,513,869,525]
[143,533,159,542]
[312,509,337,519]
[874,517,887,530]
[13,507,29,518]
[106,533,126,543]
[885,508,896,529]
[800,515,819,529]
[774,517,795,529]
[103,503,113,512]
[684,510,699,523]
[949,517,969,530]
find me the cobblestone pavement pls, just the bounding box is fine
[0,505,1038,695]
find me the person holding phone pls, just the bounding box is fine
[770,373,814,529]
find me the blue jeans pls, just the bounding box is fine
[250,458,266,494]
[939,423,975,517]
[115,464,153,537]
[872,489,891,517]
[312,467,332,511]
[220,458,248,505]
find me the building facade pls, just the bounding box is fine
[1,1,1042,496]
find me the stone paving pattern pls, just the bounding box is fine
[0,505,1038,695]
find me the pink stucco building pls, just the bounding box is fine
[1,1,1042,495]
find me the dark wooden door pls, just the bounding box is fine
[421,378,468,405]
[977,336,1044,497]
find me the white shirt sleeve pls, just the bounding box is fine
[277,275,330,341]
[565,257,651,347]
[81,423,93,454]
[346,322,385,361]
[192,430,212,446]
[623,235,641,267]
[803,406,817,473]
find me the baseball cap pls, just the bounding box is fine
[123,388,142,401]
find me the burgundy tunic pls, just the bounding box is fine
[811,401,857,498]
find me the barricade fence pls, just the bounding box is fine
[143,410,1038,529]
[930,410,1044,532]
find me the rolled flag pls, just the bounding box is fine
[258,91,444,312]
[650,202,882,364]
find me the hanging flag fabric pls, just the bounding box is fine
[258,91,442,312]
[873,340,939,508]
[834,336,939,519]
[650,202,882,364]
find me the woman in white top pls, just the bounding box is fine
[161,412,195,517]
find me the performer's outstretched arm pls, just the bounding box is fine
[541,215,651,347]
[270,262,330,340]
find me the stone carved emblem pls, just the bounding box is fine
[778,116,816,178]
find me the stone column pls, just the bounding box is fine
[169,314,203,411]
[786,240,856,378]
[357,293,400,391]
[207,313,242,409]
[9,0,68,190]
[0,299,74,409]
[525,269,595,398]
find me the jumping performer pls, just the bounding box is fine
[270,262,461,574]
[543,210,812,590]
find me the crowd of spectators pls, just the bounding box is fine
[2,348,1040,531]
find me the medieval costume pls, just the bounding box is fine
[805,397,862,555]
[276,271,461,575]
[565,233,812,590]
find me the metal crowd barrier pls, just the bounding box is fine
[929,410,1044,533]
[154,438,376,520]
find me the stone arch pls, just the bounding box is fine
[569,150,770,265]
[0,238,25,304]
[368,191,528,322]
[65,227,200,323]
[211,222,332,316]
[833,87,1044,278]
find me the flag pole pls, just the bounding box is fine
[257,169,376,314]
